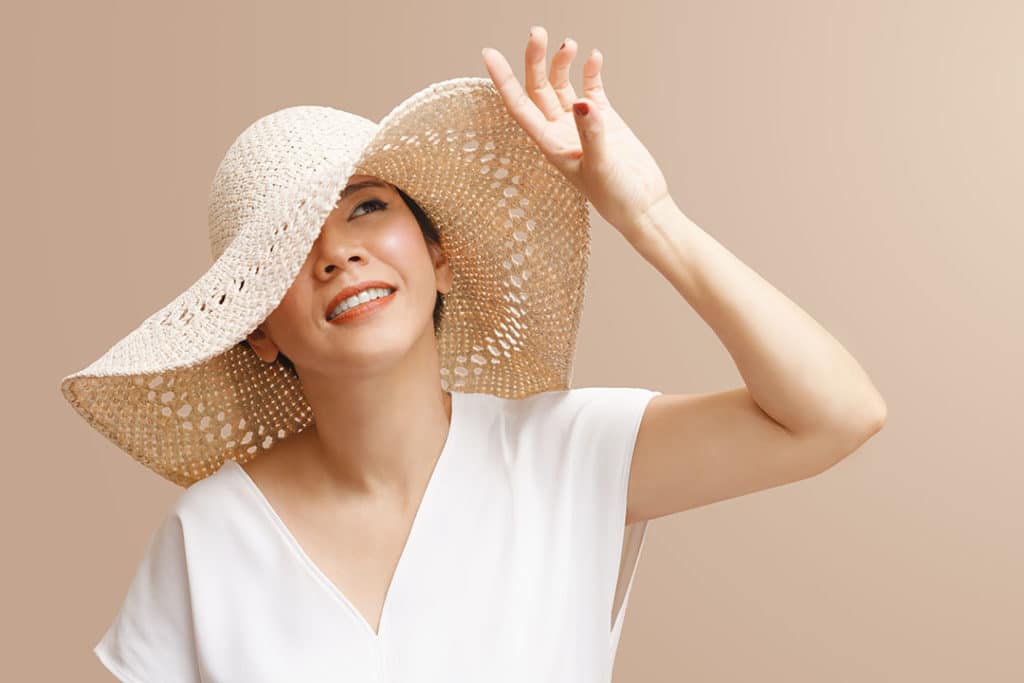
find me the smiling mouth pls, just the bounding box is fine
[326,288,397,322]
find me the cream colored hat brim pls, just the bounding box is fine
[60,76,591,487]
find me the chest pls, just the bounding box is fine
[285,502,417,636]
[214,452,617,681]
[240,454,425,637]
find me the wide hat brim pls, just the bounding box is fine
[59,76,592,487]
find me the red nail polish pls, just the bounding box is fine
[573,102,589,116]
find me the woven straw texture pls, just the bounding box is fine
[59,76,592,488]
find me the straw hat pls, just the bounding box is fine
[59,76,592,488]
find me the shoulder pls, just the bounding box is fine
[497,385,661,428]
[476,386,660,464]
[162,459,257,547]
[174,460,237,515]
[123,462,269,603]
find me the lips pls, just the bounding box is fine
[325,280,397,319]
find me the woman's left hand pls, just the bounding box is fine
[482,26,672,238]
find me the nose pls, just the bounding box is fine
[313,230,369,279]
[316,253,366,280]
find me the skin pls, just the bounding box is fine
[234,24,886,634]
[482,26,886,527]
[244,174,454,508]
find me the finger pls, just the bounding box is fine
[523,25,568,121]
[572,97,609,168]
[549,37,579,112]
[581,48,612,108]
[481,46,550,146]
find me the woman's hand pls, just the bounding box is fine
[481,25,672,238]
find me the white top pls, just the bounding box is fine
[94,386,662,682]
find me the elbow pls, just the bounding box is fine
[832,396,887,463]
[839,391,888,438]
[864,396,888,433]
[814,396,887,471]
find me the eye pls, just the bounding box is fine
[350,198,388,219]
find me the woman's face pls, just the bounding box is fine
[246,174,452,378]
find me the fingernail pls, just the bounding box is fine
[573,101,589,116]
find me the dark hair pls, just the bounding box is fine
[267,184,446,380]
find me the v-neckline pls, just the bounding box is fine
[226,390,462,641]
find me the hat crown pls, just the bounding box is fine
[206,105,378,261]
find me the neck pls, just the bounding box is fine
[290,326,453,506]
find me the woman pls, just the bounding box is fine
[62,26,885,682]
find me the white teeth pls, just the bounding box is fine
[328,287,394,320]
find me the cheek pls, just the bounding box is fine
[377,229,433,285]
[272,275,317,330]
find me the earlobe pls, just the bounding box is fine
[430,244,454,295]
[246,327,280,364]
[437,261,454,295]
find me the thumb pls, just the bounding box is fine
[572,98,608,167]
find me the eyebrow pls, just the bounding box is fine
[337,179,391,204]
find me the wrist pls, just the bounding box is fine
[619,193,683,254]
[639,193,680,232]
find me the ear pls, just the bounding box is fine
[245,326,280,363]
[429,242,454,295]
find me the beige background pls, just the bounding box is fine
[5,0,1020,680]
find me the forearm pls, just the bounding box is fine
[622,195,887,436]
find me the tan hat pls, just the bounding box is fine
[59,76,592,488]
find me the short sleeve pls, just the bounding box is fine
[517,384,661,558]
[550,386,661,530]
[513,386,661,656]
[94,509,202,683]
